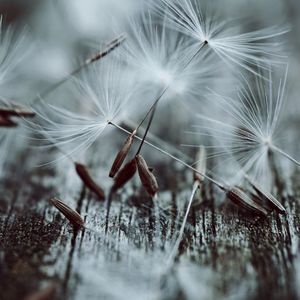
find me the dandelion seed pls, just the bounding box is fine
[112,158,137,193]
[86,33,126,64]
[153,0,289,75]
[31,56,136,160]
[109,129,137,178]
[75,162,105,200]
[122,11,213,107]
[233,186,274,214]
[116,10,215,159]
[50,197,84,227]
[245,174,285,214]
[136,154,159,197]
[124,13,183,88]
[226,187,268,216]
[188,66,299,191]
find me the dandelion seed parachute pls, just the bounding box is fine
[121,11,215,110]
[152,0,289,76]
[186,66,295,191]
[30,57,137,161]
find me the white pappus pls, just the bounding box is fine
[186,66,298,190]
[121,11,215,109]
[30,57,138,162]
[152,0,289,76]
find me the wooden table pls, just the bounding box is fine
[1,143,299,300]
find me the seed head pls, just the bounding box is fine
[227,187,268,216]
[135,154,159,197]
[30,56,135,160]
[245,175,285,214]
[50,197,84,227]
[109,130,136,178]
[111,158,137,192]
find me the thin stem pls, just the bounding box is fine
[136,102,158,155]
[31,68,82,107]
[108,121,225,190]
[181,40,208,71]
[166,181,199,267]
[124,119,192,163]
[271,145,300,167]
[136,86,168,131]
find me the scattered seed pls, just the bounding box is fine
[245,175,286,214]
[75,162,105,200]
[194,145,207,184]
[135,154,159,197]
[50,198,84,227]
[0,116,17,127]
[87,33,126,64]
[109,129,136,178]
[112,158,137,192]
[238,186,272,210]
[227,187,268,216]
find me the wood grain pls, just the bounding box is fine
[0,151,300,300]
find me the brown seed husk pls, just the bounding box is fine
[193,146,207,184]
[50,198,84,227]
[109,130,136,178]
[87,33,126,64]
[135,154,159,197]
[24,285,56,300]
[0,116,18,127]
[227,187,268,216]
[75,162,105,200]
[0,105,35,118]
[245,176,285,214]
[112,158,137,192]
[237,186,273,212]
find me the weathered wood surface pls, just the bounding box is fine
[1,145,300,300]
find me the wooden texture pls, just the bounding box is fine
[0,147,300,300]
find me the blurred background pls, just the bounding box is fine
[0,0,299,97]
